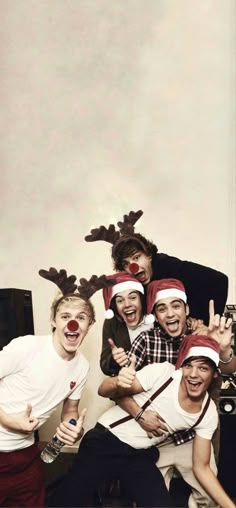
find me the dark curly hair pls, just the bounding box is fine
[109,290,147,320]
[112,233,158,271]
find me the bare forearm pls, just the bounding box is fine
[116,397,168,436]
[193,464,234,508]
[219,349,236,374]
[61,407,79,422]
[116,396,142,418]
[98,377,134,398]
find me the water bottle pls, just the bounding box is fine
[40,418,77,463]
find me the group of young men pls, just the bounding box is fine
[0,210,235,507]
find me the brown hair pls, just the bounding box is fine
[112,233,158,271]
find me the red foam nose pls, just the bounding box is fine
[67,320,79,332]
[129,263,139,274]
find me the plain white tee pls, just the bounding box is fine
[98,362,218,449]
[0,334,89,451]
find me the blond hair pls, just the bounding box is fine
[50,292,95,330]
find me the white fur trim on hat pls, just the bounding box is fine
[155,288,187,304]
[112,281,144,298]
[184,346,219,367]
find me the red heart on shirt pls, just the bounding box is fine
[70,381,76,390]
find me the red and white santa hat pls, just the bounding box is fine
[176,334,220,369]
[103,272,146,319]
[147,278,187,315]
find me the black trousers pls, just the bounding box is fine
[48,424,173,508]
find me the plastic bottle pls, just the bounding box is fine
[40,418,77,463]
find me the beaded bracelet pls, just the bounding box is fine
[219,347,234,364]
[135,409,145,421]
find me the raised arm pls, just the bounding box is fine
[98,355,141,398]
[193,435,234,508]
[100,318,130,375]
[207,300,236,374]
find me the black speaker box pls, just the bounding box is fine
[0,288,34,350]
[218,410,236,498]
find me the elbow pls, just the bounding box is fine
[98,384,110,398]
[193,462,207,482]
[98,385,105,397]
[192,464,202,482]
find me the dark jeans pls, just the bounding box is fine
[47,424,173,507]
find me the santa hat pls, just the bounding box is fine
[147,279,187,315]
[103,272,151,321]
[176,334,220,369]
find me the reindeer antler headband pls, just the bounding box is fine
[39,267,116,301]
[84,210,143,247]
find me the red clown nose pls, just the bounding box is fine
[129,263,139,274]
[67,320,79,332]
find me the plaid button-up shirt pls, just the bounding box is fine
[129,325,192,371]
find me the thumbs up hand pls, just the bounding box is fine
[18,404,39,432]
[108,338,129,367]
[117,353,136,388]
[56,408,87,446]
[2,403,39,433]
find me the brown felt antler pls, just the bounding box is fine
[84,225,120,245]
[39,267,78,295]
[84,210,143,245]
[78,274,116,300]
[117,210,143,236]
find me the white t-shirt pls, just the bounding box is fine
[99,362,218,449]
[0,334,89,451]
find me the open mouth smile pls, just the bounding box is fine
[135,271,146,282]
[166,320,180,332]
[187,380,202,391]
[65,331,80,343]
[123,309,137,323]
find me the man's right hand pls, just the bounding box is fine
[8,404,39,433]
[117,354,136,388]
[108,338,129,367]
[138,410,168,438]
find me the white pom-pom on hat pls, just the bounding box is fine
[144,314,155,325]
[105,309,114,319]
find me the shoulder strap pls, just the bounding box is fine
[189,394,211,430]
[109,376,173,429]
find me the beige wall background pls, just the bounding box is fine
[1,0,235,448]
